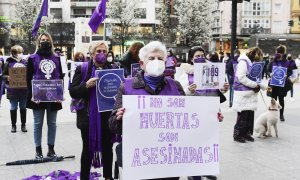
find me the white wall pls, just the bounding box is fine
[49,0,71,22]
[271,0,291,34]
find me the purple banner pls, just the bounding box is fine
[96,69,124,112]
[32,0,48,37]
[32,79,64,102]
[88,0,107,32]
[131,63,140,78]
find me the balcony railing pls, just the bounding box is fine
[241,28,271,35]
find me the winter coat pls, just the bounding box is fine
[232,54,267,112]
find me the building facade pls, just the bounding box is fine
[291,0,300,33]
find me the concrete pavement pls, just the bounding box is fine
[0,78,300,180]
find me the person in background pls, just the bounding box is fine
[26,32,64,159]
[86,52,91,62]
[109,41,184,180]
[69,41,114,180]
[2,45,28,133]
[268,45,297,121]
[120,42,144,77]
[209,51,220,62]
[226,49,240,107]
[233,47,266,143]
[219,51,224,62]
[107,51,119,68]
[54,48,62,56]
[164,49,177,78]
[287,54,297,101]
[262,53,270,79]
[222,52,230,63]
[0,51,5,106]
[74,52,85,62]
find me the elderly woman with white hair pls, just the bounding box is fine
[69,41,114,180]
[109,41,185,180]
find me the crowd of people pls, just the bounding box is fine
[0,31,299,180]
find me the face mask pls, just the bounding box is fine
[194,57,206,63]
[107,57,113,62]
[145,59,165,77]
[94,53,107,64]
[17,53,23,60]
[40,41,52,51]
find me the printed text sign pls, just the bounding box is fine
[32,79,64,102]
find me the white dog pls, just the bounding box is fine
[254,98,282,138]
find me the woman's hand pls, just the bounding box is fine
[86,77,99,88]
[116,107,125,120]
[188,83,197,93]
[218,112,224,122]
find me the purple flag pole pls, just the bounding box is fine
[88,0,107,33]
[32,0,48,37]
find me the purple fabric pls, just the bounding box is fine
[143,75,164,90]
[233,59,253,91]
[31,54,61,80]
[88,0,107,32]
[124,77,180,95]
[32,0,48,37]
[94,53,107,64]
[23,170,101,180]
[89,65,103,168]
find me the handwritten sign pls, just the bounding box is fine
[8,67,27,88]
[194,63,226,89]
[270,66,287,87]
[248,62,265,83]
[32,79,64,102]
[131,63,140,78]
[123,95,220,179]
[96,69,124,112]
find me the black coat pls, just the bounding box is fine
[26,54,64,110]
[69,60,113,129]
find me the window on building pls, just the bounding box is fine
[155,8,162,20]
[50,8,62,19]
[82,36,90,43]
[134,8,146,19]
[50,0,61,2]
[73,9,86,17]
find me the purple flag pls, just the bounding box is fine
[88,0,107,33]
[32,0,48,37]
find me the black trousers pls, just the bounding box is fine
[271,94,285,116]
[80,112,113,180]
[233,110,254,139]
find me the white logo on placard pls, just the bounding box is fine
[39,59,56,79]
[13,63,25,68]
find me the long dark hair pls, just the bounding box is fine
[187,46,205,64]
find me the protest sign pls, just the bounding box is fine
[32,79,64,102]
[270,66,287,87]
[70,61,83,82]
[194,63,226,89]
[131,63,140,77]
[123,95,220,179]
[96,69,124,112]
[8,67,27,88]
[248,62,265,83]
[60,56,68,74]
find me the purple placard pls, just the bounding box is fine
[32,79,64,102]
[96,69,124,112]
[248,62,265,83]
[131,63,140,77]
[166,56,175,67]
[270,66,287,87]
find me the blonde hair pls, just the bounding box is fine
[11,45,23,55]
[246,47,263,61]
[35,32,55,54]
[90,41,108,55]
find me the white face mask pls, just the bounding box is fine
[145,59,165,77]
[107,56,113,62]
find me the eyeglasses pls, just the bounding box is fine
[96,50,107,53]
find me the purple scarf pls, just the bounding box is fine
[89,66,102,168]
[144,75,164,90]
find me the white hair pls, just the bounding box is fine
[138,41,167,61]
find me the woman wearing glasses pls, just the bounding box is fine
[69,41,114,180]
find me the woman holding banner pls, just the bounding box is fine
[2,45,28,133]
[26,32,64,159]
[232,47,266,143]
[176,46,227,180]
[69,41,114,180]
[109,41,184,180]
[268,45,297,121]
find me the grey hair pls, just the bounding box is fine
[138,41,167,61]
[90,41,109,55]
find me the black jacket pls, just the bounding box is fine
[69,60,113,129]
[26,54,64,110]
